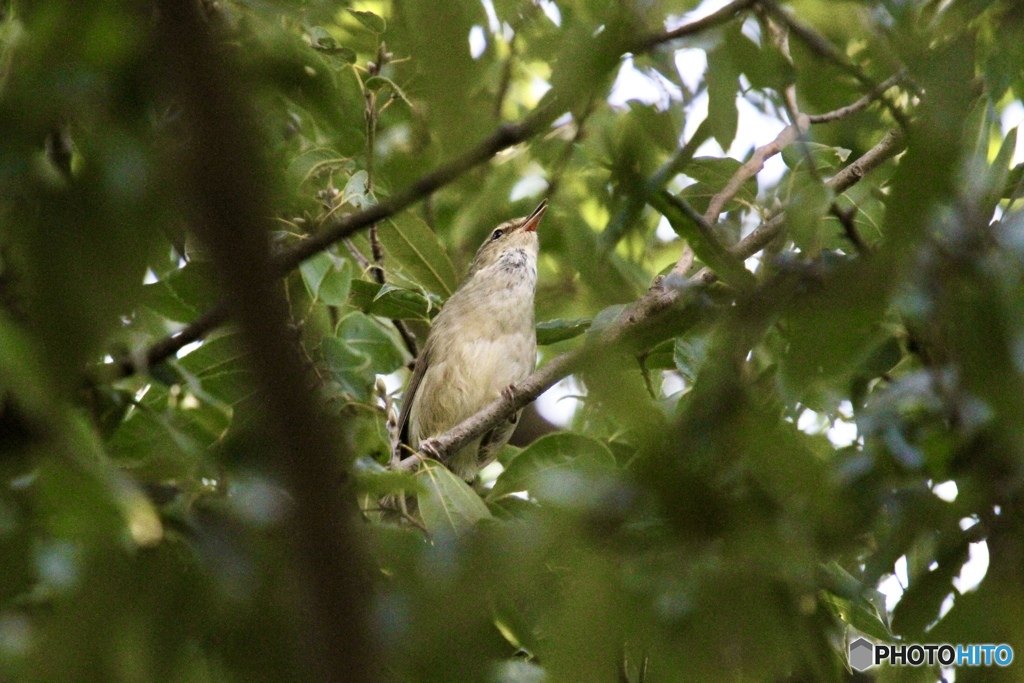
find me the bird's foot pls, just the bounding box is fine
[501,385,519,424]
[418,437,443,461]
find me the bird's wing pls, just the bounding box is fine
[395,340,432,458]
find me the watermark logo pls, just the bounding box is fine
[849,638,1014,671]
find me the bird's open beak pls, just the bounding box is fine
[521,199,548,233]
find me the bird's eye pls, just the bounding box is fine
[491,229,505,241]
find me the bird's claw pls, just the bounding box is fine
[419,438,442,461]
[501,385,519,424]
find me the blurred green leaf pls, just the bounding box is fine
[488,432,616,501]
[347,9,386,34]
[782,142,852,175]
[336,311,408,371]
[706,35,740,151]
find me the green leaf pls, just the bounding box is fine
[347,9,386,34]
[536,317,592,345]
[416,459,491,534]
[333,46,358,64]
[319,258,354,306]
[363,76,389,92]
[307,26,337,51]
[891,539,970,638]
[336,311,408,372]
[349,280,435,320]
[706,39,740,151]
[488,433,616,501]
[353,457,422,496]
[674,334,709,385]
[342,170,370,208]
[684,157,758,206]
[300,252,332,298]
[301,253,353,306]
[140,262,219,323]
[983,126,1018,215]
[377,213,459,297]
[820,561,895,643]
[785,174,833,254]
[175,331,255,410]
[363,76,413,106]
[322,336,373,401]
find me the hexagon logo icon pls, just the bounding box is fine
[849,637,875,672]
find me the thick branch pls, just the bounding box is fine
[401,128,905,468]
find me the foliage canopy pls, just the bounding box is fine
[1,0,1024,681]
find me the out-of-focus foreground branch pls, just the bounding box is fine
[153,3,375,681]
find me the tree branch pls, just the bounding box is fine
[808,72,906,124]
[153,3,374,680]
[112,110,556,379]
[399,128,906,469]
[636,0,759,52]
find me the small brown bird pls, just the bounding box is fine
[396,200,547,482]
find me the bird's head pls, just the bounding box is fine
[466,200,547,278]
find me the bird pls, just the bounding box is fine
[395,200,547,482]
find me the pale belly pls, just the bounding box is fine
[410,333,536,444]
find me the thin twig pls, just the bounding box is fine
[493,4,540,120]
[705,119,807,229]
[759,0,911,131]
[342,238,373,271]
[808,72,906,124]
[361,47,419,359]
[636,0,759,52]
[831,204,871,254]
